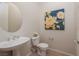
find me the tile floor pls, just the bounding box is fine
[30,49,70,56]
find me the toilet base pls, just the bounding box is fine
[37,47,47,56]
[31,45,47,56]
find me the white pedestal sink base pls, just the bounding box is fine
[13,49,21,56]
[0,37,31,56]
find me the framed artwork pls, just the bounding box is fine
[44,9,65,30]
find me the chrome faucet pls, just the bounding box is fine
[8,35,20,41]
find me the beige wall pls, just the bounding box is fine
[39,2,76,55]
[75,3,79,55]
[0,3,9,42]
[0,3,8,31]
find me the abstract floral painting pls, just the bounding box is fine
[44,9,65,30]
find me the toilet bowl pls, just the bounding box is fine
[31,33,48,56]
[37,43,48,56]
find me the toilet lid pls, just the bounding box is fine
[37,43,48,48]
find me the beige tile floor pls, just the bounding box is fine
[46,50,69,56]
[30,49,70,56]
[0,49,70,56]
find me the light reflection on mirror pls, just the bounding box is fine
[0,3,22,32]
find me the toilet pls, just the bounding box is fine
[31,33,48,56]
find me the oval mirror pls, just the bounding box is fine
[0,3,22,32]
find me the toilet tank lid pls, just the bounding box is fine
[31,36,40,40]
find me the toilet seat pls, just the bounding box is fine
[37,43,48,49]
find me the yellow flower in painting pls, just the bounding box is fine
[52,24,55,30]
[45,16,56,29]
[57,11,64,19]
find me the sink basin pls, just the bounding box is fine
[0,37,30,51]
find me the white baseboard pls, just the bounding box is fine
[48,48,74,56]
[26,48,74,56]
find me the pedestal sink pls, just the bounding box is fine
[0,36,31,56]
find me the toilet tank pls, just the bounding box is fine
[31,36,40,46]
